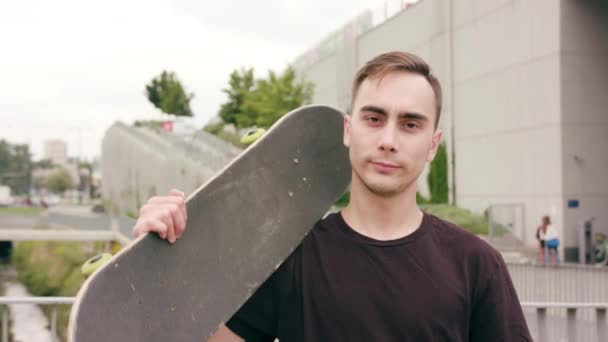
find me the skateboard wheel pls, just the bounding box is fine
[241,129,266,145]
[82,253,113,277]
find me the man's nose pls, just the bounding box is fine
[378,125,398,152]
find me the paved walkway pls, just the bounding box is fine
[2,267,54,342]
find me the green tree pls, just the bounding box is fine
[33,177,46,190]
[244,67,314,129]
[428,142,448,204]
[46,169,74,194]
[218,68,255,128]
[0,140,32,194]
[145,71,194,117]
[217,66,314,129]
[33,159,55,169]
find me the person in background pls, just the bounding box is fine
[535,223,546,265]
[539,215,559,265]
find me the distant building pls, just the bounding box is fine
[44,140,68,165]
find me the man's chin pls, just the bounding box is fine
[363,180,405,198]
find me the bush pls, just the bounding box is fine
[12,241,108,341]
[428,142,448,204]
[421,204,489,235]
[416,192,429,205]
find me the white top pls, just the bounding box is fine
[539,225,559,241]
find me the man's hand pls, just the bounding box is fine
[132,189,187,243]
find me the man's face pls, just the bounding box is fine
[344,71,442,197]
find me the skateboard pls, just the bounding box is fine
[68,105,351,341]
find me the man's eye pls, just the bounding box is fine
[404,122,418,129]
[367,117,381,123]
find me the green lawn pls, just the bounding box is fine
[0,207,43,216]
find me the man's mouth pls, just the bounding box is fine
[369,160,401,171]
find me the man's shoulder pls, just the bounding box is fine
[425,211,502,264]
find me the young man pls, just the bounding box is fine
[133,52,532,341]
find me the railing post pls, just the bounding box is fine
[567,307,577,341]
[597,308,607,342]
[2,304,7,342]
[51,304,58,340]
[537,307,547,342]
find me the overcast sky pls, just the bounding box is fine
[0,0,385,160]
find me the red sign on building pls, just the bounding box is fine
[161,121,173,133]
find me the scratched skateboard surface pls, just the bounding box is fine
[68,105,351,342]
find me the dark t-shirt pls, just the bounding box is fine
[226,211,531,341]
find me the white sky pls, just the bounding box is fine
[0,0,385,161]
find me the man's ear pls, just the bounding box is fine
[343,114,351,148]
[426,129,443,162]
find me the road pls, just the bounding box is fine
[0,205,136,240]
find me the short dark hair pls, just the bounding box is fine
[351,51,442,128]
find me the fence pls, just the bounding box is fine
[0,297,75,342]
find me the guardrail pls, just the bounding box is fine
[0,297,606,342]
[0,229,115,241]
[0,224,132,245]
[522,302,607,342]
[0,297,75,342]
[508,263,608,304]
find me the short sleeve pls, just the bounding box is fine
[225,271,278,342]
[469,255,532,341]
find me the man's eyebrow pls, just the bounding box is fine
[399,112,428,122]
[360,105,428,122]
[360,105,387,116]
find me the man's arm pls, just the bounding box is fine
[469,255,532,341]
[208,325,243,342]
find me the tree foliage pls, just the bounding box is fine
[45,169,74,194]
[428,142,448,204]
[145,71,194,117]
[0,140,32,194]
[219,68,255,127]
[217,66,313,129]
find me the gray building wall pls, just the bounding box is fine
[101,123,240,216]
[292,0,607,254]
[452,0,562,248]
[560,0,608,258]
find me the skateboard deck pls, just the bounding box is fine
[68,105,351,341]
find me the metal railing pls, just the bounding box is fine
[0,296,75,342]
[0,297,606,342]
[508,263,608,304]
[522,302,608,342]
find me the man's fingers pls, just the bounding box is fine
[146,195,187,220]
[168,189,187,220]
[169,203,187,239]
[143,197,187,221]
[157,208,177,243]
[133,190,188,244]
[133,218,168,239]
[168,189,185,198]
[147,196,184,206]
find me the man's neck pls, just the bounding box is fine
[341,177,423,241]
